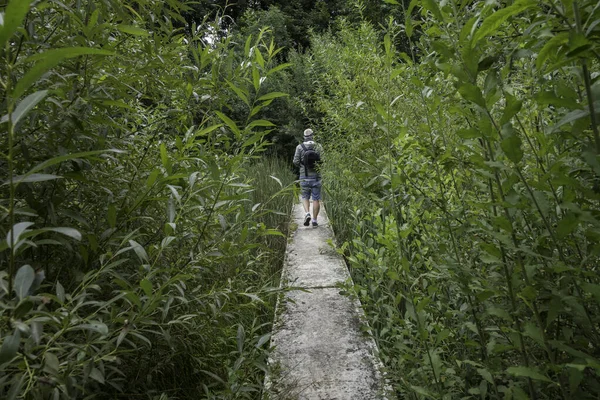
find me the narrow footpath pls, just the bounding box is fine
[264,201,390,400]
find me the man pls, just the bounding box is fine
[293,128,324,227]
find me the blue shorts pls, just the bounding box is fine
[300,177,322,201]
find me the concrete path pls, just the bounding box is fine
[264,201,390,400]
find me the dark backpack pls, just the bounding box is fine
[301,143,321,170]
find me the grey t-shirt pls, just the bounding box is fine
[293,141,323,178]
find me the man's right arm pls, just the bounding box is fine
[316,143,324,156]
[293,145,301,166]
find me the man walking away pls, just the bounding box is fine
[293,128,323,227]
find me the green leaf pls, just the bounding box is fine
[256,333,271,348]
[267,63,292,75]
[566,33,590,58]
[146,169,160,188]
[0,0,34,49]
[6,373,25,400]
[421,0,444,22]
[195,123,223,137]
[459,15,478,42]
[410,385,434,397]
[247,119,275,129]
[500,94,523,125]
[73,322,109,336]
[30,321,42,345]
[227,80,249,106]
[506,366,553,383]
[167,201,176,224]
[14,47,114,100]
[456,128,481,139]
[545,297,561,328]
[416,297,431,312]
[14,265,35,300]
[254,47,265,68]
[0,330,21,365]
[0,90,48,125]
[250,104,263,118]
[160,143,168,169]
[24,149,123,177]
[56,281,65,303]
[536,32,569,71]
[13,299,33,319]
[552,109,589,132]
[244,34,253,57]
[568,365,584,393]
[458,83,486,107]
[473,0,537,44]
[384,33,392,57]
[5,150,123,186]
[523,322,544,346]
[24,47,115,63]
[5,173,62,185]
[556,213,578,239]
[478,368,494,384]
[41,227,82,241]
[242,132,266,148]
[107,204,117,228]
[478,55,498,72]
[252,66,260,91]
[98,99,133,109]
[44,352,59,374]
[257,92,289,102]
[405,16,414,38]
[408,0,419,14]
[487,306,512,321]
[215,111,240,136]
[167,184,181,202]
[140,279,153,296]
[161,236,175,249]
[117,24,150,36]
[242,292,264,303]
[582,283,600,305]
[374,102,389,120]
[501,135,523,163]
[534,90,580,109]
[262,229,285,237]
[6,222,34,247]
[237,324,245,353]
[90,367,105,384]
[129,240,149,264]
[549,340,598,362]
[270,175,283,187]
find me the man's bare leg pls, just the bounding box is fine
[302,198,311,226]
[302,198,310,214]
[313,200,320,220]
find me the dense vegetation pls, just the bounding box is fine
[2,0,600,398]
[1,0,296,398]
[306,1,600,399]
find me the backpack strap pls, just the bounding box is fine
[300,143,307,165]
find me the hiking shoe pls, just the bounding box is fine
[312,220,318,228]
[303,213,311,226]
